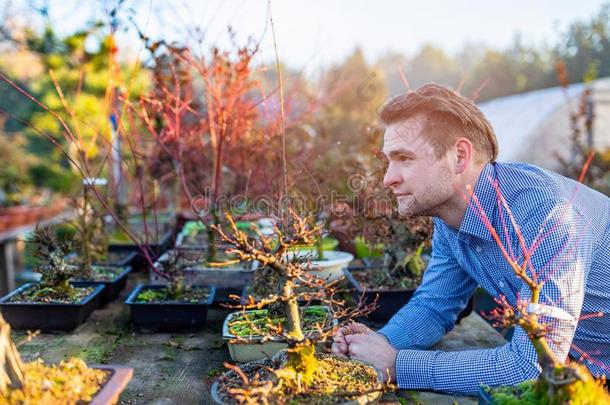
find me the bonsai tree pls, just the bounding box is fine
[212,211,386,403]
[467,183,610,403]
[134,32,258,263]
[26,226,82,300]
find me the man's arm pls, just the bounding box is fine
[378,219,478,349]
[388,200,595,395]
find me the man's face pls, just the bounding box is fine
[382,116,456,217]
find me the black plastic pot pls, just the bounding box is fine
[212,286,245,309]
[102,250,138,267]
[125,284,216,331]
[0,283,105,331]
[72,265,131,307]
[344,266,474,324]
[108,230,173,272]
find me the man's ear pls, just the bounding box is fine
[454,138,473,174]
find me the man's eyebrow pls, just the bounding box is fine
[383,148,416,158]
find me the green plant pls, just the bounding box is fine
[27,226,80,300]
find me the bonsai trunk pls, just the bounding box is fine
[0,314,24,395]
[282,278,317,385]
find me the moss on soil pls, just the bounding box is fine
[486,364,610,405]
[1,357,107,405]
[134,286,211,304]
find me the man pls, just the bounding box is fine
[332,83,610,395]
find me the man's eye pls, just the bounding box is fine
[398,155,411,162]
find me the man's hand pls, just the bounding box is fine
[332,322,397,382]
[331,322,372,356]
[346,331,397,382]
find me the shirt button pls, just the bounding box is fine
[475,246,483,252]
[498,281,505,288]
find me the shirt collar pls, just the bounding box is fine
[458,162,498,241]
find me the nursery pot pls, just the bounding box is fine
[0,283,105,331]
[344,266,474,324]
[125,284,216,331]
[72,265,132,307]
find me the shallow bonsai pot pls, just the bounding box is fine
[287,250,354,281]
[344,267,474,324]
[222,307,334,363]
[89,364,134,405]
[72,265,132,307]
[125,284,216,331]
[0,283,105,331]
[108,230,173,272]
[210,354,382,404]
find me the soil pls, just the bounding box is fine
[133,286,212,304]
[350,268,421,291]
[215,352,381,405]
[2,357,109,404]
[8,284,96,304]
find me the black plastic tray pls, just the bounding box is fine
[344,266,474,324]
[125,284,216,331]
[72,265,131,307]
[0,283,104,331]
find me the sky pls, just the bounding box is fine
[5,0,608,75]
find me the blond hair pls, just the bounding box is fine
[380,83,498,162]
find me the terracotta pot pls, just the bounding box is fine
[89,365,133,405]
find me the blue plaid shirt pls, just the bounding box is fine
[378,162,610,395]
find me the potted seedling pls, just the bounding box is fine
[0,312,133,404]
[125,247,216,331]
[0,227,104,331]
[211,211,388,404]
[468,184,610,404]
[68,179,133,306]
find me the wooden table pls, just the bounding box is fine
[13,273,507,404]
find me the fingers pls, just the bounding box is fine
[347,322,371,334]
[331,341,349,357]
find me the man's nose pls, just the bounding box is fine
[383,164,401,189]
